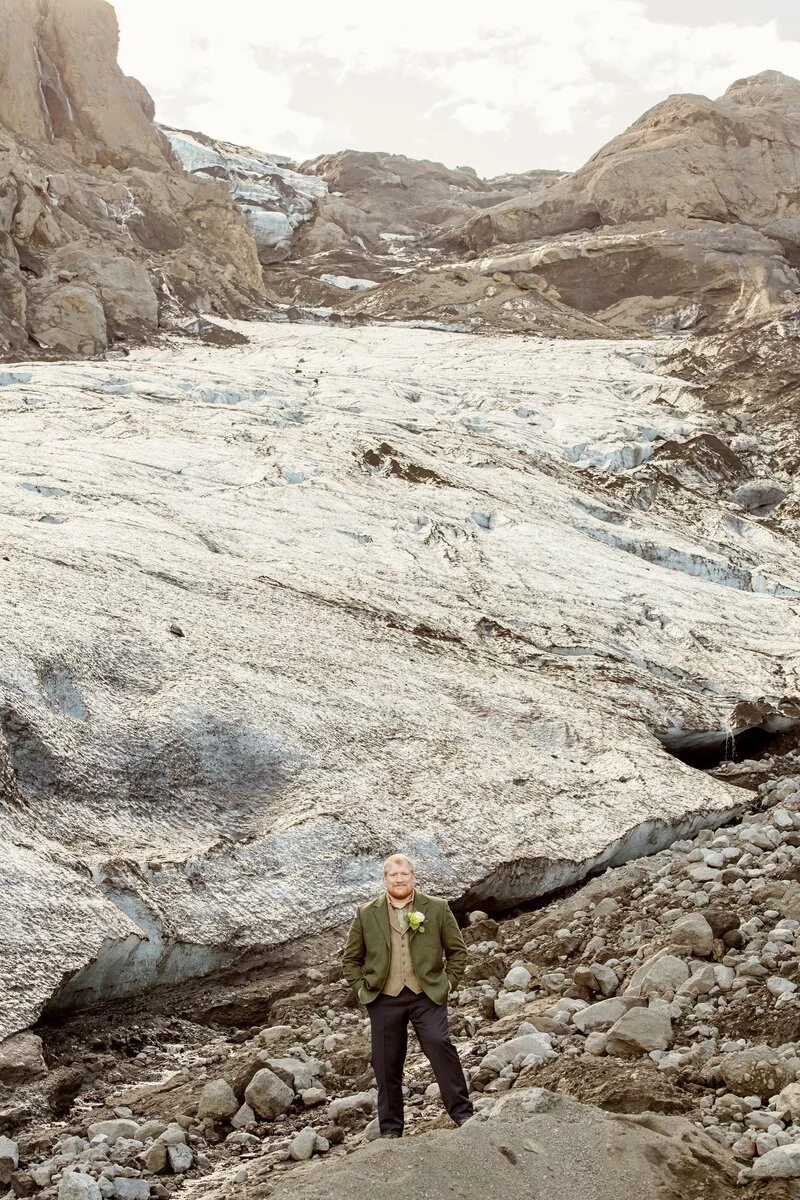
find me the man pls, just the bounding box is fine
[341,853,473,1137]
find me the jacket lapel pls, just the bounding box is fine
[372,893,390,948]
[408,892,429,940]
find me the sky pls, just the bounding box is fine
[112,0,800,178]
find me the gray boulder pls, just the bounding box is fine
[245,1068,295,1119]
[718,1045,796,1099]
[605,1007,673,1057]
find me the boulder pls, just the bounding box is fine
[605,1008,673,1057]
[87,1120,139,1146]
[485,1034,557,1068]
[58,1173,102,1200]
[244,1068,295,1120]
[0,1032,47,1085]
[670,914,714,957]
[748,1145,800,1179]
[573,997,646,1034]
[626,954,689,1001]
[197,1078,239,1120]
[718,1046,796,1100]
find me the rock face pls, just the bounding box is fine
[444,71,800,333]
[0,0,267,358]
[0,0,169,167]
[2,320,800,1037]
[162,127,327,265]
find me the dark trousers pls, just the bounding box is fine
[367,986,473,1135]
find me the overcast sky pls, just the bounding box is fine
[112,0,800,178]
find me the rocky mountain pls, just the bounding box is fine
[0,0,267,359]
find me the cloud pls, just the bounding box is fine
[112,0,800,176]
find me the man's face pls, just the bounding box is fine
[383,859,415,902]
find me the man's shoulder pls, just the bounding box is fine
[355,894,385,916]
[416,891,451,911]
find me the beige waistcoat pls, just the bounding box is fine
[382,901,423,996]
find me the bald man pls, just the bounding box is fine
[341,854,473,1137]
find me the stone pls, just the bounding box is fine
[584,1032,607,1056]
[573,997,645,1034]
[111,1182,149,1200]
[155,1125,186,1148]
[775,1083,800,1122]
[302,1088,327,1107]
[58,1173,102,1200]
[231,1104,256,1129]
[670,914,715,957]
[486,1034,557,1068]
[605,1008,673,1057]
[197,1079,239,1120]
[766,977,797,998]
[327,1092,377,1123]
[749,1145,800,1179]
[138,1143,167,1174]
[718,1046,796,1100]
[0,1137,19,1185]
[626,954,690,1000]
[503,966,532,991]
[0,1033,47,1085]
[288,1127,318,1162]
[494,992,526,1019]
[167,1144,193,1173]
[244,1068,295,1119]
[87,1122,140,1147]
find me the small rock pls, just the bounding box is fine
[766,977,797,998]
[87,1122,139,1147]
[494,992,526,1019]
[0,1138,19,1185]
[167,1144,193,1174]
[289,1127,318,1162]
[573,997,644,1034]
[671,914,714,956]
[111,1181,150,1200]
[138,1144,167,1175]
[59,1173,103,1200]
[231,1104,255,1129]
[584,1032,607,1056]
[301,1087,327,1107]
[503,966,532,991]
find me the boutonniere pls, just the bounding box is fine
[406,910,426,932]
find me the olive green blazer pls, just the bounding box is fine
[341,890,468,1006]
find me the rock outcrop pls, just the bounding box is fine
[442,71,800,333]
[0,0,268,359]
[2,319,800,1037]
[0,0,170,168]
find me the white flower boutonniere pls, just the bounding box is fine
[406,910,426,932]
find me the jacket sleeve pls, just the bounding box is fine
[441,902,468,991]
[341,907,366,996]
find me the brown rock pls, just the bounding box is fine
[27,281,108,354]
[0,1032,47,1086]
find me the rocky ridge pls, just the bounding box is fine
[0,0,268,360]
[1,776,799,1198]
